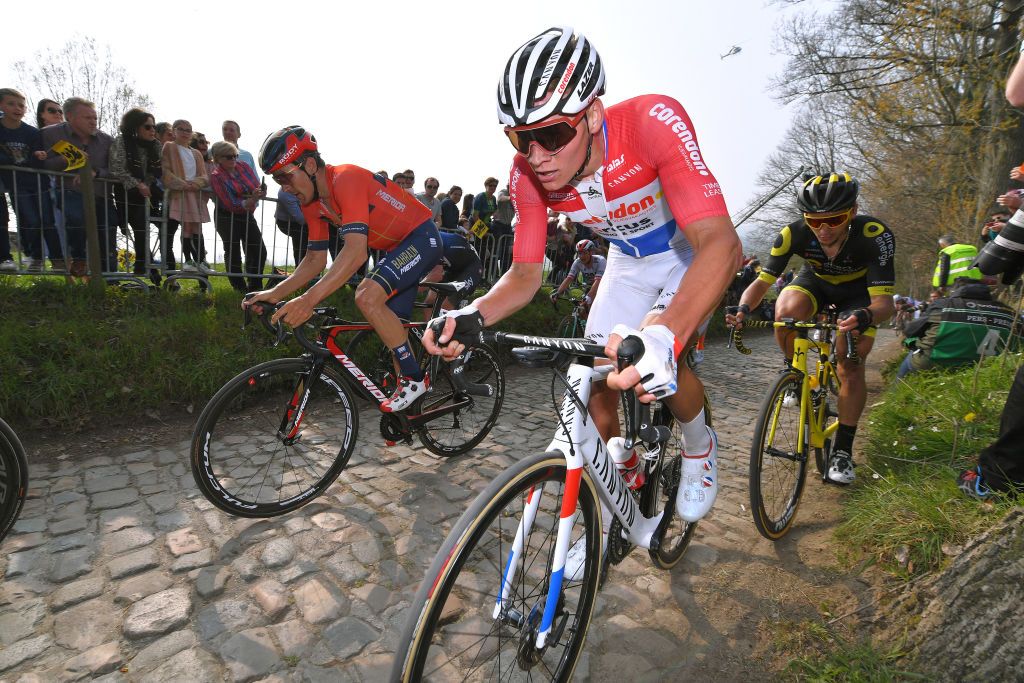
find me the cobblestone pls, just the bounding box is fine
[0,332,895,680]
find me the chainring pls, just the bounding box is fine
[607,516,635,565]
[379,413,411,444]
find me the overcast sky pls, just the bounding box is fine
[3,0,809,226]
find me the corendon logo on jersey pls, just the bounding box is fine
[556,62,577,94]
[609,190,662,220]
[648,103,710,177]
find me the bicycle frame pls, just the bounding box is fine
[494,348,665,650]
[785,332,840,457]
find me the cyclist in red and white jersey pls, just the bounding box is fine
[245,126,442,412]
[425,26,742,526]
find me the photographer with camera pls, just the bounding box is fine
[956,58,1024,500]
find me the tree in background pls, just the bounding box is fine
[745,0,1024,295]
[12,36,153,134]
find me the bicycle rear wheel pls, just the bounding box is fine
[749,371,808,540]
[191,358,359,518]
[392,452,601,682]
[647,393,710,569]
[0,418,28,545]
[417,343,505,457]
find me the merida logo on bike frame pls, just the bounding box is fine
[648,103,710,176]
[335,352,388,403]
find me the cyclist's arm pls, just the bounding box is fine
[585,275,602,304]
[737,277,773,314]
[855,221,897,328]
[552,274,574,297]
[1008,49,1024,107]
[303,232,368,305]
[648,214,740,341]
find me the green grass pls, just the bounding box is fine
[0,274,575,430]
[785,636,929,682]
[836,352,1024,576]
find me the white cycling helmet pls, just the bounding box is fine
[497,26,606,126]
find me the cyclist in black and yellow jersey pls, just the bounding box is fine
[727,172,896,484]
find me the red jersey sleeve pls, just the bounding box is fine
[300,200,331,251]
[626,95,730,228]
[509,157,550,264]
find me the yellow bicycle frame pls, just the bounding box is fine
[768,326,841,458]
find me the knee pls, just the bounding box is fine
[354,282,384,312]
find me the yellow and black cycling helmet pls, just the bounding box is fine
[797,172,859,214]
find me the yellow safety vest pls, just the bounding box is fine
[932,244,982,287]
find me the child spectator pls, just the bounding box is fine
[161,119,210,272]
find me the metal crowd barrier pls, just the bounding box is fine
[3,165,601,294]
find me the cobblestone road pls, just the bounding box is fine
[0,330,893,682]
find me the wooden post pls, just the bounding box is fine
[79,162,104,293]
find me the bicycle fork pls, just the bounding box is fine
[277,357,326,444]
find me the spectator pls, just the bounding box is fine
[161,119,210,272]
[416,176,442,223]
[932,234,981,294]
[471,176,498,229]
[897,276,1015,379]
[491,185,515,275]
[391,171,412,192]
[209,140,267,293]
[0,87,63,272]
[403,169,416,193]
[980,209,1010,244]
[35,99,63,129]
[189,132,216,265]
[220,120,256,172]
[958,365,1024,499]
[41,96,115,276]
[996,187,1024,212]
[109,107,162,284]
[439,185,463,232]
[155,122,174,145]
[460,191,474,222]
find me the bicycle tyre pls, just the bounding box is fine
[0,418,28,545]
[557,314,580,339]
[190,358,359,518]
[647,393,710,569]
[417,343,506,457]
[749,371,809,540]
[392,451,602,682]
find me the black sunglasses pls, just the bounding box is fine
[46,107,63,115]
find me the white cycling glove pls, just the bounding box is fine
[610,323,683,399]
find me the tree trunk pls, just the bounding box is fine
[875,507,1024,681]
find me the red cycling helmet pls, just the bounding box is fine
[259,126,319,175]
[576,239,595,255]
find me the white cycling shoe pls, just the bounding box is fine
[676,427,719,522]
[381,374,430,413]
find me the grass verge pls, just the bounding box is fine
[836,351,1024,577]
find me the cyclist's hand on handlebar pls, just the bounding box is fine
[605,324,682,403]
[549,291,559,304]
[724,303,749,328]
[241,289,280,314]
[271,295,315,328]
[838,307,872,335]
[424,305,484,361]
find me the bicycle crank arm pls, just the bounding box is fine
[405,395,472,428]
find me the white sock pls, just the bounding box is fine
[680,409,711,456]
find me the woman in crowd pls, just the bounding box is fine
[110,108,162,285]
[35,99,63,129]
[161,119,210,272]
[208,141,267,293]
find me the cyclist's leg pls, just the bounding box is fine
[644,258,717,521]
[828,282,877,483]
[775,268,821,360]
[583,247,661,440]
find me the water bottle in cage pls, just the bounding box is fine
[607,436,646,490]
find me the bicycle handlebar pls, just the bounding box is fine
[725,316,860,363]
[242,295,332,359]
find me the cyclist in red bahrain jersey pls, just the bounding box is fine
[424,26,742,532]
[245,126,442,412]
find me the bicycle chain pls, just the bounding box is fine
[607,516,634,565]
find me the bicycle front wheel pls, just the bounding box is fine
[749,371,808,540]
[190,358,359,518]
[417,343,505,457]
[0,418,29,545]
[557,314,580,339]
[392,452,602,682]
